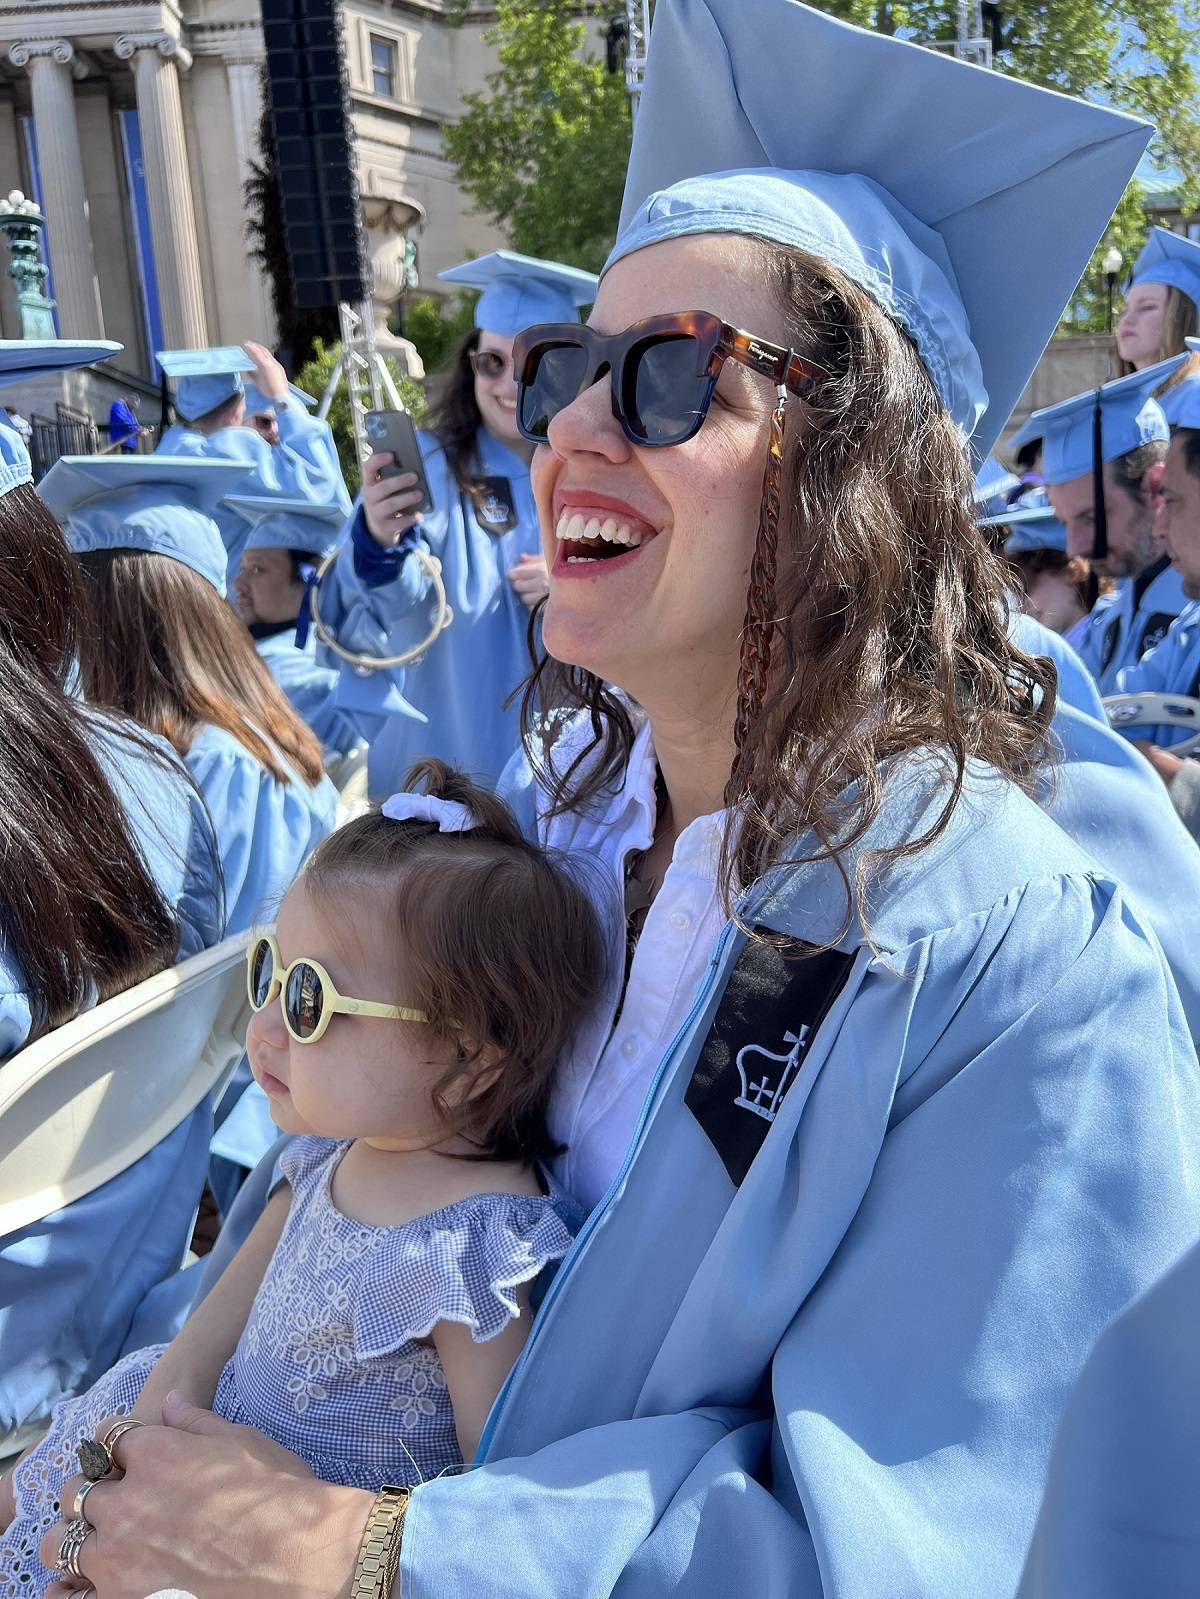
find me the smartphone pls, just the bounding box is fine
[364,408,435,514]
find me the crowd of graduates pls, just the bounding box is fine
[1,0,1199,1593]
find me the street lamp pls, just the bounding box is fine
[1102,245,1124,335]
[0,189,56,339]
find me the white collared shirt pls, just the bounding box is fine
[539,718,728,1211]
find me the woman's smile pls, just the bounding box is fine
[551,488,662,573]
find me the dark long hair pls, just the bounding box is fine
[0,484,181,1045]
[425,327,488,497]
[522,241,1056,933]
[75,551,325,787]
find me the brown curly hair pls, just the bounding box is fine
[520,240,1057,940]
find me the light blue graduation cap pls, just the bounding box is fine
[0,339,122,498]
[157,346,252,423]
[40,454,251,597]
[1021,355,1181,487]
[224,494,344,559]
[1169,337,1200,429]
[1129,227,1200,313]
[243,380,318,417]
[974,457,1021,516]
[437,250,599,338]
[979,490,1068,553]
[606,0,1152,462]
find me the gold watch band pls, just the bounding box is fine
[350,1484,410,1599]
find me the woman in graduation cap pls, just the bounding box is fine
[313,250,597,794]
[1117,227,1200,424]
[45,6,1200,1598]
[38,454,339,936]
[0,343,226,1443]
[227,495,372,761]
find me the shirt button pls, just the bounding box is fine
[620,1038,638,1060]
[670,910,691,932]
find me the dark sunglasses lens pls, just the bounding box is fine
[631,336,709,445]
[250,939,274,1008]
[285,962,325,1040]
[473,351,507,378]
[519,343,591,439]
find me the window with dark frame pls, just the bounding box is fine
[370,35,398,99]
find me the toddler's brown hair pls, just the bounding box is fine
[305,759,609,1165]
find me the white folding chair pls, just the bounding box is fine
[0,931,254,1239]
[327,742,371,826]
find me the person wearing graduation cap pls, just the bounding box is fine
[1116,360,1200,838]
[47,7,1200,1598]
[314,249,597,793]
[39,453,339,935]
[228,495,381,761]
[1116,226,1200,424]
[156,342,352,583]
[981,492,1103,649]
[1015,358,1188,696]
[0,342,226,1442]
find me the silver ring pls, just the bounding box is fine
[56,1514,94,1578]
[72,1476,101,1522]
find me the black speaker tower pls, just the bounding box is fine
[260,0,370,310]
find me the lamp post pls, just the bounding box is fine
[0,189,57,339]
[1102,245,1124,336]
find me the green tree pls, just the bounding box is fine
[442,0,633,272]
[405,291,480,377]
[295,339,427,495]
[1058,181,1150,335]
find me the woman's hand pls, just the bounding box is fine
[362,455,426,548]
[42,1396,370,1599]
[507,553,550,609]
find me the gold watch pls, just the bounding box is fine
[350,1484,410,1599]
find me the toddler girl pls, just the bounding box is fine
[1,761,606,1591]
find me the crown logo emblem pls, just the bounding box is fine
[733,1026,811,1123]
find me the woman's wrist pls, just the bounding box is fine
[296,1481,380,1599]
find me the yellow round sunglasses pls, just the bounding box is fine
[246,932,428,1045]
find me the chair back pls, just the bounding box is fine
[0,932,253,1237]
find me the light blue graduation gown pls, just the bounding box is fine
[1017,1237,1200,1598]
[386,755,1200,1598]
[317,428,540,795]
[157,409,351,580]
[1009,609,1106,722]
[0,714,225,1436]
[1073,556,1187,697]
[255,626,371,761]
[1157,368,1200,426]
[185,723,337,934]
[1116,598,1200,748]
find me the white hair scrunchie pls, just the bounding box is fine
[380,792,478,833]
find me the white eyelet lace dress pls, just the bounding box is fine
[1,1135,577,1595]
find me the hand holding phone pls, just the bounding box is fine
[364,409,435,515]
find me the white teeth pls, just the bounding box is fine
[554,510,643,545]
[565,555,600,564]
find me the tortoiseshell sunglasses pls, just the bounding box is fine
[512,310,822,448]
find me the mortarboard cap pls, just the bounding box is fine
[606,0,1152,462]
[1024,356,1181,487]
[0,339,122,498]
[40,455,251,597]
[243,380,318,417]
[1129,227,1200,314]
[438,250,599,338]
[974,457,1021,515]
[225,494,345,560]
[979,490,1068,553]
[157,346,252,423]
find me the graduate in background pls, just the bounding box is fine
[228,494,378,761]
[1014,360,1188,699]
[0,342,225,1441]
[156,343,351,583]
[1115,226,1200,425]
[314,251,597,795]
[40,454,338,935]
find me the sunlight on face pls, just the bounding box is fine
[1116,282,1167,370]
[473,330,522,447]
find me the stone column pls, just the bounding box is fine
[114,33,207,348]
[7,39,105,336]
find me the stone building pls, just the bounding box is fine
[0,0,504,435]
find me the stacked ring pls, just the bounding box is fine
[77,1416,145,1481]
[73,1479,100,1521]
[56,1515,95,1578]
